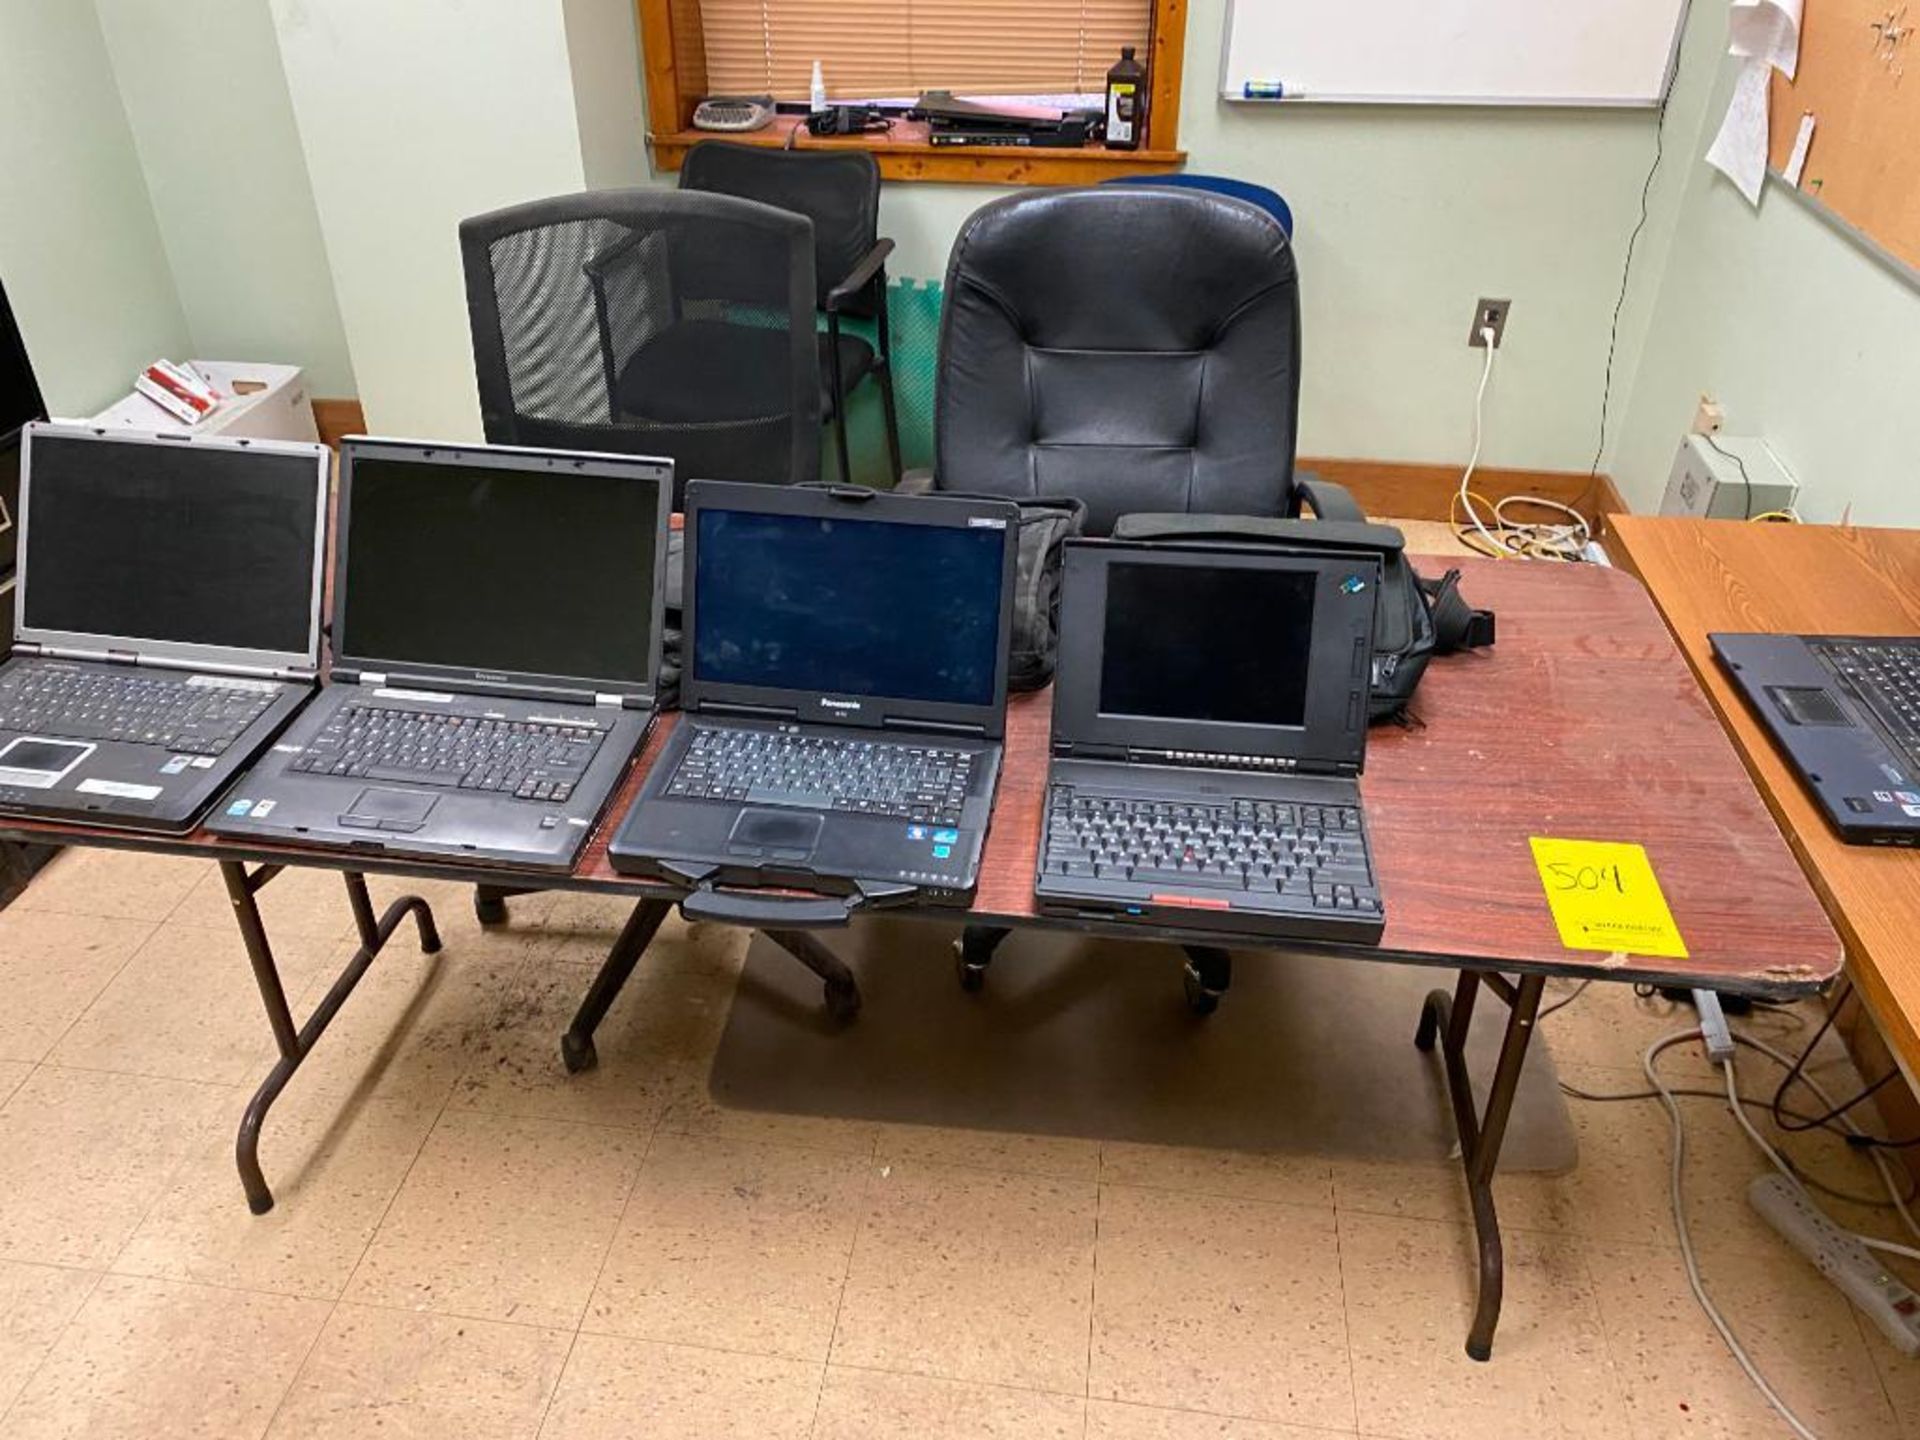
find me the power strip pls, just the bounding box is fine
[1749,1174,1920,1356]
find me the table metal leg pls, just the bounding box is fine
[224,862,441,1215]
[1414,968,1547,1361]
[764,929,862,1024]
[561,898,674,1074]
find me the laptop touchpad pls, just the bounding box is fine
[342,788,439,833]
[1768,686,1855,727]
[727,808,823,859]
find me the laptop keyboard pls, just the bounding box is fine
[0,667,275,754]
[1044,789,1380,914]
[1816,640,1920,767]
[288,703,605,802]
[666,727,974,823]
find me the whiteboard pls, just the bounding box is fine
[1220,0,1690,107]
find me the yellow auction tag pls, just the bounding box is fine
[1529,837,1689,959]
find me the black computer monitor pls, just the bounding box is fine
[1,275,46,586]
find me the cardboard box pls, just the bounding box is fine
[83,360,318,443]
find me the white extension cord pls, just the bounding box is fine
[1454,330,1594,561]
[1643,1027,1920,1440]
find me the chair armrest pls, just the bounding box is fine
[825,238,896,314]
[1295,475,1367,522]
[895,468,935,495]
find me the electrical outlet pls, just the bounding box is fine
[1468,298,1511,348]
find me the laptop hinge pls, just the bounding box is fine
[700,700,799,721]
[10,642,42,658]
[106,648,139,667]
[622,694,655,711]
[594,693,623,708]
[882,716,986,737]
[357,671,386,687]
[1054,741,1125,761]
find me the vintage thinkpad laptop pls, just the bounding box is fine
[209,437,670,871]
[609,481,1018,920]
[1714,632,1920,845]
[0,423,328,832]
[1035,539,1386,943]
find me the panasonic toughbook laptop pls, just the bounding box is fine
[0,424,328,832]
[1714,632,1920,845]
[1035,540,1386,943]
[609,481,1018,918]
[209,437,670,871]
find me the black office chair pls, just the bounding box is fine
[926,184,1361,532]
[459,188,821,506]
[931,186,1363,1014]
[679,142,902,486]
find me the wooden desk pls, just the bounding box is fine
[1610,517,1920,1081]
[0,554,1839,1360]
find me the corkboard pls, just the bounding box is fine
[1768,0,1920,271]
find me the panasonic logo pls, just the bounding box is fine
[819,698,862,712]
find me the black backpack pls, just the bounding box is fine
[1108,514,1495,724]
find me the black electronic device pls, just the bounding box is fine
[1034,539,1385,943]
[805,105,889,136]
[1,274,47,582]
[0,424,329,832]
[208,437,673,872]
[1715,633,1920,846]
[609,480,1019,922]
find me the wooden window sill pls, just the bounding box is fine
[650,116,1184,185]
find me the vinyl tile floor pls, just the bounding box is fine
[0,846,1913,1440]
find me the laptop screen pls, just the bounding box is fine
[339,452,662,688]
[692,506,1005,708]
[1100,562,1316,727]
[22,432,320,658]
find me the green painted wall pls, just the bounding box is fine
[1611,9,1920,524]
[92,0,355,397]
[0,0,189,416]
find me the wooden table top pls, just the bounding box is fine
[0,554,1840,995]
[1610,516,1920,1063]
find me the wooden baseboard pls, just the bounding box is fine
[311,398,366,449]
[1300,457,1630,535]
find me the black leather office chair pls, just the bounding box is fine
[926,185,1362,533]
[933,186,1362,1014]
[679,142,902,486]
[460,188,821,506]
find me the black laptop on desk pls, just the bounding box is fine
[0,423,329,832]
[1714,633,1920,845]
[609,481,1018,919]
[1035,539,1386,943]
[209,437,671,871]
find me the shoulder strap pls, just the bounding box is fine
[1418,568,1496,652]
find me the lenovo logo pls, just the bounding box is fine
[819,697,862,712]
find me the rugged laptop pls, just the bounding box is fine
[209,437,670,871]
[1035,539,1386,943]
[609,481,1018,920]
[0,423,328,832]
[1714,632,1920,845]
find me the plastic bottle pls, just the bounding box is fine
[1105,45,1147,150]
[811,60,828,113]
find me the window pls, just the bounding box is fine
[701,0,1152,102]
[638,0,1189,185]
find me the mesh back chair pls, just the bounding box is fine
[460,189,821,505]
[928,186,1360,536]
[679,142,902,485]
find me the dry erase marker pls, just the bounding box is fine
[1243,80,1288,99]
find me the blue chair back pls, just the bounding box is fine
[1101,173,1293,238]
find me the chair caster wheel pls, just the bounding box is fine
[474,890,509,927]
[954,938,986,993]
[560,1032,598,1074]
[1183,965,1222,1017]
[825,979,862,1024]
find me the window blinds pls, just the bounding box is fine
[700,0,1152,100]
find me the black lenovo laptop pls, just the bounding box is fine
[209,437,671,871]
[0,423,329,832]
[1714,633,1920,845]
[609,481,1018,919]
[1035,540,1386,943]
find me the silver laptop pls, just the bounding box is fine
[0,422,328,831]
